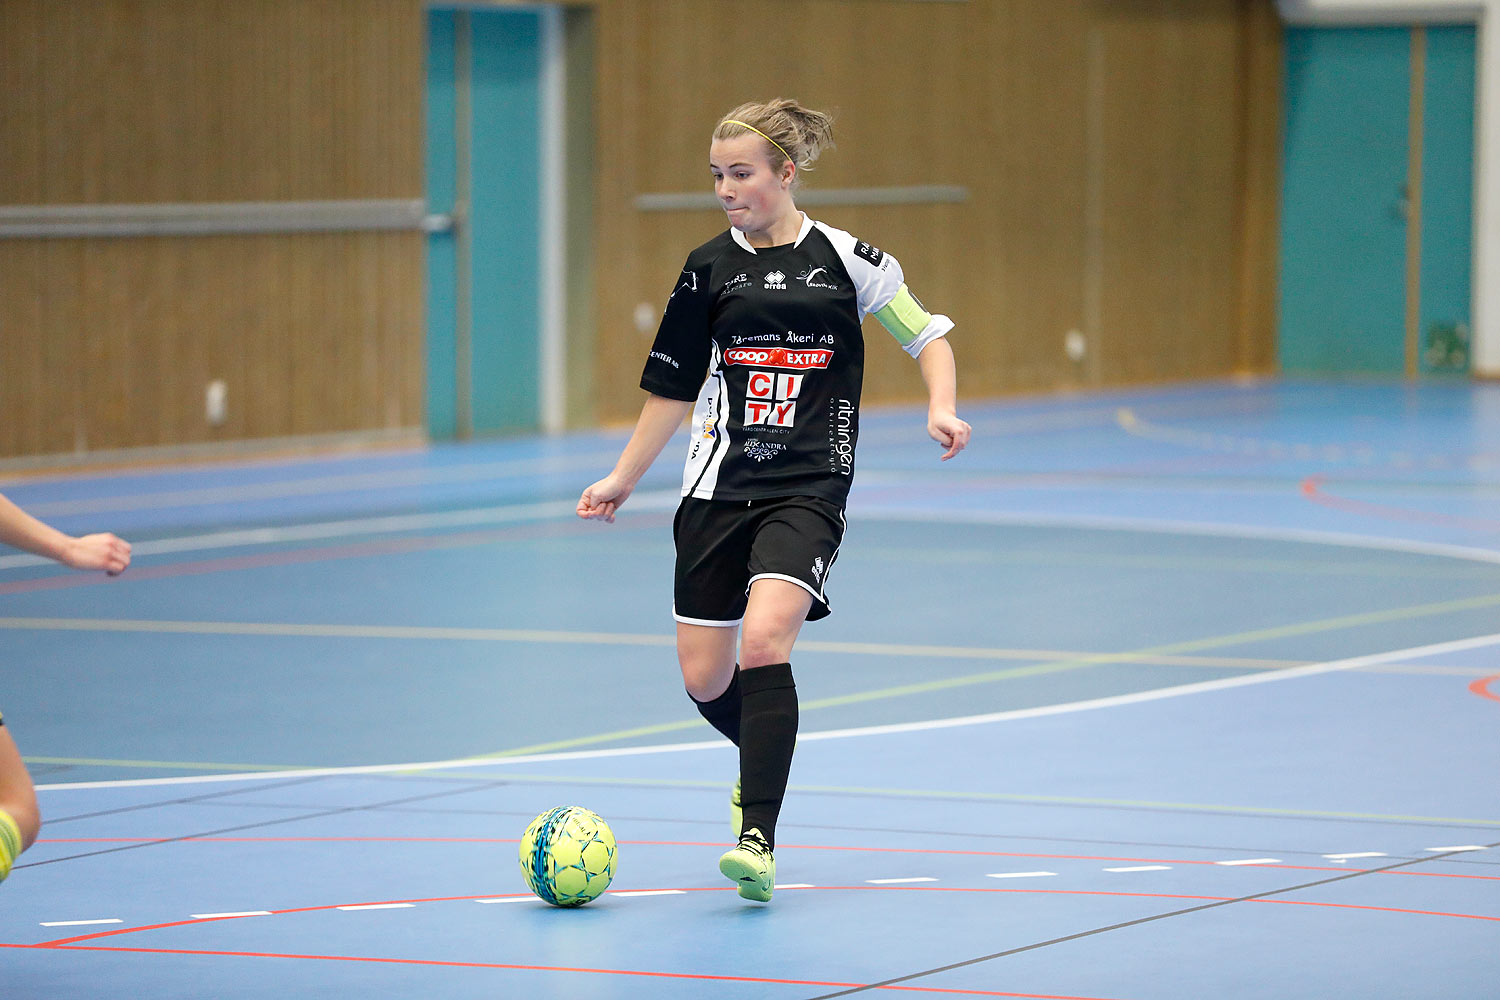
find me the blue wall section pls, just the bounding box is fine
[425,8,542,438]
[1279,27,1411,374]
[1419,25,1476,373]
[468,11,542,434]
[425,9,459,439]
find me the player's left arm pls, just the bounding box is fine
[913,336,971,461]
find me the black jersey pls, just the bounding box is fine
[641,215,951,505]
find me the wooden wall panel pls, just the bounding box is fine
[0,0,424,461]
[0,234,424,457]
[591,0,1282,425]
[1,0,423,204]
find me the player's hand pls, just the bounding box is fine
[928,411,972,461]
[63,533,132,575]
[577,477,632,523]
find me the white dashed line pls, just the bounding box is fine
[867,877,939,884]
[1214,858,1281,866]
[40,919,122,928]
[1426,845,1487,853]
[1104,865,1172,873]
[336,903,416,911]
[1323,852,1387,860]
[774,883,816,889]
[986,871,1057,880]
[609,889,686,898]
[475,897,535,904]
[190,911,272,919]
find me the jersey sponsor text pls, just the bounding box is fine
[723,347,833,369]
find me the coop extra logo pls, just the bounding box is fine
[723,347,833,370]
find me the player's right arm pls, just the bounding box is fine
[577,394,695,523]
[0,491,131,573]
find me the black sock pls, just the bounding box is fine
[737,662,797,851]
[690,665,742,746]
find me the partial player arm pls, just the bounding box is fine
[914,336,971,461]
[0,491,131,573]
[577,394,696,523]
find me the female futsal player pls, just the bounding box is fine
[578,98,970,901]
[0,491,131,884]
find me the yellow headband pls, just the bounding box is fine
[723,119,793,165]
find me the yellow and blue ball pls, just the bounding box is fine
[518,805,616,906]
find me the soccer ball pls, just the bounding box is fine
[518,805,617,906]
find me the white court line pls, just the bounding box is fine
[1214,858,1281,866]
[475,897,535,904]
[40,919,122,927]
[35,631,1500,792]
[609,889,686,898]
[0,490,681,569]
[336,903,415,912]
[1324,852,1387,860]
[191,911,272,919]
[867,877,939,884]
[1426,845,1487,852]
[1104,866,1172,873]
[986,871,1057,879]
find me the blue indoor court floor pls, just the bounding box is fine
[1,378,1497,998]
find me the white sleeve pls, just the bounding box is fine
[815,221,953,358]
[814,221,905,319]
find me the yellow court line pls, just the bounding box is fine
[471,589,1500,758]
[24,756,312,774]
[410,771,1500,828]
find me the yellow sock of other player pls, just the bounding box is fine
[0,809,22,883]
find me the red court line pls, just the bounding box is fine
[0,519,614,595]
[1299,476,1500,533]
[0,942,1122,999]
[30,884,1499,952]
[1469,674,1500,703]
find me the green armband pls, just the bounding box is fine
[873,284,934,349]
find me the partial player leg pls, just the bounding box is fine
[678,622,743,832]
[0,724,40,884]
[719,578,810,900]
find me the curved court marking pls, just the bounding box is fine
[1300,477,1500,533]
[34,631,1500,793]
[1470,674,1500,702]
[4,491,1500,576]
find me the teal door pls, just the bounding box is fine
[426,8,549,438]
[1278,26,1474,375]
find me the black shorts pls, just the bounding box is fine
[672,495,846,626]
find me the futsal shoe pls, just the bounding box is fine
[730,776,742,836]
[719,827,775,902]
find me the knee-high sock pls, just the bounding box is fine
[737,662,797,850]
[0,809,21,883]
[690,665,742,746]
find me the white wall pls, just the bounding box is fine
[1278,0,1498,375]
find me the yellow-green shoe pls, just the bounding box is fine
[730,776,742,837]
[718,827,774,902]
[0,809,21,884]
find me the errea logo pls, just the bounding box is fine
[764,270,786,290]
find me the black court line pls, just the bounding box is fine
[40,776,329,825]
[18,779,515,871]
[802,841,1500,999]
